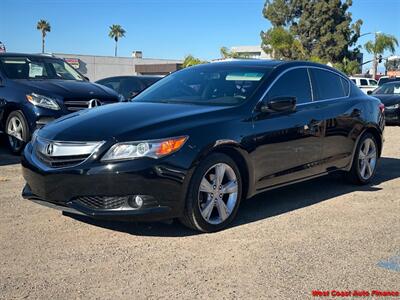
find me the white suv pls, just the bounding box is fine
[349,77,377,94]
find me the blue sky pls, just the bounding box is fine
[1,0,399,70]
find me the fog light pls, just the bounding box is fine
[134,195,143,208]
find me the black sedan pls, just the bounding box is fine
[21,60,385,232]
[96,75,161,101]
[370,81,400,125]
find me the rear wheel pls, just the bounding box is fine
[6,111,30,154]
[180,153,242,232]
[346,133,378,185]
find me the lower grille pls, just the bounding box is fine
[75,196,128,210]
[36,150,89,168]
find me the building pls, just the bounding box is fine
[230,45,271,59]
[55,52,183,81]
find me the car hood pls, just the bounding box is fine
[14,79,118,100]
[38,102,235,142]
[373,94,400,106]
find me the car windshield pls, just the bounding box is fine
[373,82,400,95]
[0,56,85,81]
[134,65,271,106]
[378,77,400,85]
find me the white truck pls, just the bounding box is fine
[349,77,377,94]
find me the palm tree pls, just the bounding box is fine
[108,25,126,57]
[182,55,207,68]
[364,33,398,79]
[36,20,51,53]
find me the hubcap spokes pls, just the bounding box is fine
[198,163,238,225]
[7,116,24,149]
[358,138,377,180]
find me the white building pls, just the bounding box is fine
[230,45,271,59]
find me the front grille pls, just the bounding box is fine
[64,100,116,112]
[36,150,90,168]
[75,196,127,210]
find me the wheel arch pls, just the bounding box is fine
[346,124,383,171]
[191,141,254,200]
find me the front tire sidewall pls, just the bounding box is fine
[6,111,30,154]
[184,153,242,232]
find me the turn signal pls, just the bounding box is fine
[157,136,188,156]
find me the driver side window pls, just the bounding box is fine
[267,68,312,104]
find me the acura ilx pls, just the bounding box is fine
[21,60,385,232]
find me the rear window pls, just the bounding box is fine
[310,69,346,100]
[140,77,161,87]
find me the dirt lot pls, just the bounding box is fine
[0,127,399,299]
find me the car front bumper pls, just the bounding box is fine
[385,107,400,125]
[21,142,193,221]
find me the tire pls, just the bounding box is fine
[5,111,30,154]
[345,132,379,185]
[180,153,243,232]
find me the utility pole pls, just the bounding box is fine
[372,32,378,80]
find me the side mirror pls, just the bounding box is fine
[367,90,373,95]
[260,96,296,113]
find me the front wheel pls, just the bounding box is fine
[346,133,379,185]
[180,153,243,232]
[5,111,30,154]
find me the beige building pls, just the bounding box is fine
[55,52,182,81]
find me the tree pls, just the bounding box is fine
[334,57,360,75]
[108,24,126,57]
[182,55,207,68]
[364,33,398,79]
[36,20,51,53]
[261,0,362,63]
[220,47,242,59]
[261,26,305,60]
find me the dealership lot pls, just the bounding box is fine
[0,127,399,299]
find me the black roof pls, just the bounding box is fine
[203,59,346,76]
[0,52,61,59]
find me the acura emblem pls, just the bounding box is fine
[88,99,101,108]
[46,143,54,155]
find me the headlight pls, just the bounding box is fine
[386,103,400,109]
[101,136,188,162]
[26,93,60,110]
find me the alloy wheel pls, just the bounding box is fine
[198,163,238,225]
[358,137,377,180]
[7,116,24,150]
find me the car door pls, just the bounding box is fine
[308,68,358,171]
[250,67,325,190]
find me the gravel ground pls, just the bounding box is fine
[0,127,399,299]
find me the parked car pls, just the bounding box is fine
[0,41,6,53]
[369,81,400,125]
[377,76,400,86]
[21,60,385,232]
[0,53,120,153]
[96,75,162,101]
[349,77,377,94]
